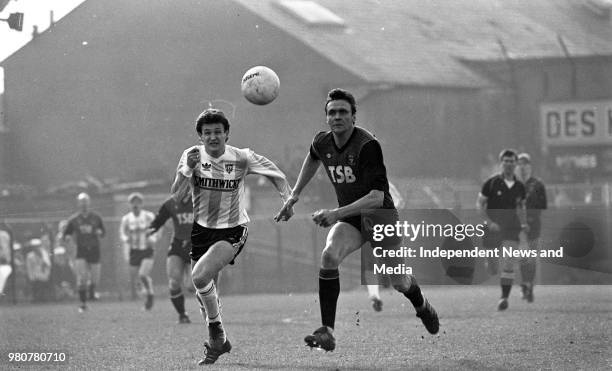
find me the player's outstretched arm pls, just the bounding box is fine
[170,172,191,202]
[171,146,199,200]
[476,193,498,232]
[246,149,293,203]
[148,202,171,236]
[274,153,320,222]
[145,211,161,245]
[96,215,106,238]
[518,198,529,233]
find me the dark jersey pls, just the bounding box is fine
[309,126,395,210]
[481,174,526,230]
[524,177,547,218]
[149,197,194,241]
[63,212,105,249]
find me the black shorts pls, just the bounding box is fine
[339,216,362,232]
[129,248,154,267]
[482,226,520,249]
[341,209,401,243]
[168,238,191,263]
[361,209,402,245]
[190,223,248,264]
[76,246,100,264]
[526,217,541,241]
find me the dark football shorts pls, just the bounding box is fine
[129,248,154,267]
[339,216,363,233]
[168,237,191,263]
[526,216,541,241]
[76,246,101,264]
[341,209,402,249]
[482,225,520,249]
[190,222,248,265]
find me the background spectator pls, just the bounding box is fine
[51,246,76,301]
[25,238,52,302]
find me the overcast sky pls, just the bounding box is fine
[0,0,85,92]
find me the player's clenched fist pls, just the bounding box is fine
[186,147,201,169]
[312,209,339,228]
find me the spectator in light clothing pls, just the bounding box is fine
[26,239,52,302]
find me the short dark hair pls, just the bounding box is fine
[195,108,230,135]
[325,88,356,115]
[498,148,518,161]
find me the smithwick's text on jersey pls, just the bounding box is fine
[194,176,241,191]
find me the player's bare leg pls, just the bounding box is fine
[191,241,234,364]
[74,258,89,312]
[305,222,362,352]
[139,258,155,310]
[129,265,140,300]
[520,238,539,303]
[184,265,196,294]
[498,239,518,311]
[167,255,190,322]
[89,263,101,300]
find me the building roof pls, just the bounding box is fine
[235,0,612,87]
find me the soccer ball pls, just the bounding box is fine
[241,66,280,105]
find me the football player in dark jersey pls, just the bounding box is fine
[477,149,528,311]
[148,193,195,323]
[62,193,105,312]
[275,88,439,352]
[516,152,547,303]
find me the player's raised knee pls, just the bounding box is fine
[192,274,213,289]
[321,247,342,268]
[168,278,181,291]
[391,275,414,293]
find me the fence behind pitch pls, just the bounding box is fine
[0,193,362,304]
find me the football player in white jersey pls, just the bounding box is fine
[172,108,293,365]
[119,192,159,310]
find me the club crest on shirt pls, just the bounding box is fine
[225,164,234,173]
[202,163,212,171]
[497,190,502,196]
[347,154,355,166]
[326,153,332,159]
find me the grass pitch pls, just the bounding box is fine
[1,285,611,370]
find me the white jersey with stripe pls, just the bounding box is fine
[177,144,290,229]
[120,210,156,251]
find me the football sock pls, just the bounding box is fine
[520,260,536,285]
[197,281,222,324]
[78,287,87,304]
[208,322,227,345]
[403,284,425,308]
[367,285,380,300]
[500,270,514,298]
[501,284,512,298]
[88,283,95,299]
[319,268,340,329]
[170,287,186,315]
